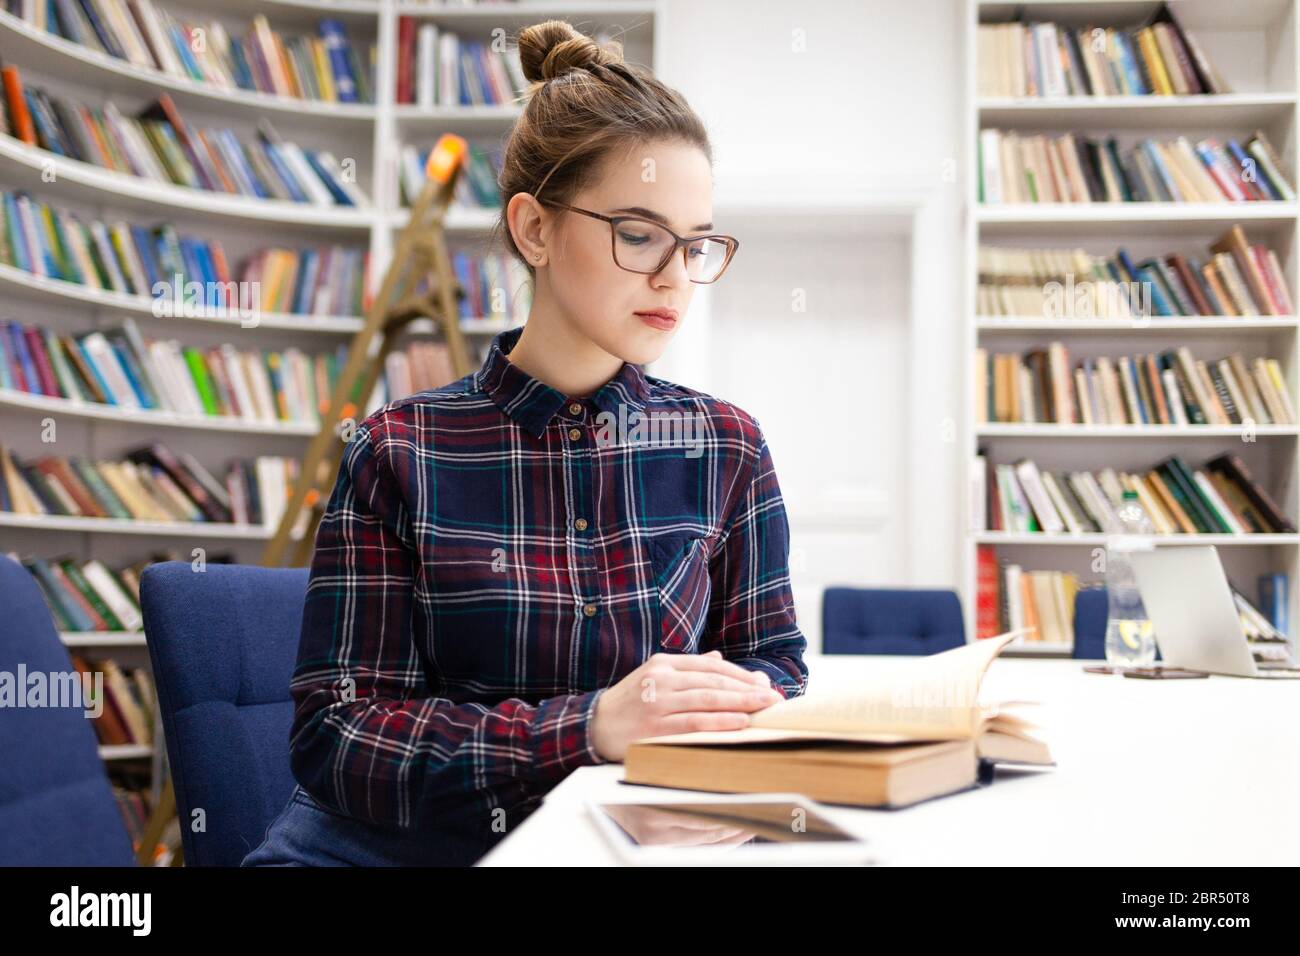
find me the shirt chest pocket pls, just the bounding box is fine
[648,534,713,654]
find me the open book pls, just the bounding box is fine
[622,630,1053,808]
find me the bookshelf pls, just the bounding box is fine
[964,0,1300,657]
[0,0,663,826]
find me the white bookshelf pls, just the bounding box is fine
[0,0,662,800]
[963,0,1300,657]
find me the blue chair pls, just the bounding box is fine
[139,562,308,867]
[0,555,136,865]
[822,587,966,655]
[1073,587,1108,659]
[1073,586,1162,662]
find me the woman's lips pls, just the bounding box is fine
[635,311,678,330]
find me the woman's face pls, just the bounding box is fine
[536,139,716,366]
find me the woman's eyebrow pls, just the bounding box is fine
[611,206,713,231]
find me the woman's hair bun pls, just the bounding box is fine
[517,19,625,84]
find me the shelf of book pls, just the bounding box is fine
[0,388,324,435]
[976,423,1300,436]
[964,0,1300,656]
[974,531,1300,545]
[0,11,381,123]
[0,135,378,230]
[976,202,1300,226]
[0,0,665,816]
[977,315,1300,330]
[978,92,1297,127]
[0,512,300,538]
[0,261,516,334]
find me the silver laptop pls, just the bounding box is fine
[1128,545,1300,679]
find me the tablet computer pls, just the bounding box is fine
[585,793,876,866]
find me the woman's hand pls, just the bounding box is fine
[590,650,783,762]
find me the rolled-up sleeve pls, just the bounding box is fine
[288,417,606,831]
[704,424,809,699]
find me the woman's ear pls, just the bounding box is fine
[507,192,549,265]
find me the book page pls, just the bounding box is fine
[742,628,1031,740]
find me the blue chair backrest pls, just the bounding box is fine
[822,587,965,655]
[0,555,136,865]
[1073,587,1108,659]
[140,561,308,866]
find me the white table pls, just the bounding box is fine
[478,656,1300,865]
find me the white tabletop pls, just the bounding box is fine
[478,655,1300,865]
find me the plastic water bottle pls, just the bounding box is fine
[1104,490,1158,667]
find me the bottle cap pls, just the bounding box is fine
[1122,490,1138,500]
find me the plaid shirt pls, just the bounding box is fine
[289,324,808,838]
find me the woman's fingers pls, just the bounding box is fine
[655,710,753,735]
[660,668,768,696]
[664,652,772,686]
[669,687,781,714]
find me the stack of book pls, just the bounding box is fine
[449,252,531,322]
[3,317,352,425]
[70,651,155,748]
[398,140,500,207]
[16,552,142,632]
[11,5,375,103]
[978,226,1294,318]
[1,315,462,421]
[395,18,526,106]
[977,7,1228,97]
[0,78,370,207]
[976,551,1080,644]
[978,128,1294,203]
[234,245,370,318]
[974,453,1297,535]
[1240,580,1292,661]
[0,188,372,315]
[113,781,154,850]
[0,442,302,529]
[383,339,459,400]
[975,344,1295,426]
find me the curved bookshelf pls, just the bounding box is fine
[0,262,515,335]
[0,0,664,824]
[0,388,321,436]
[0,11,378,124]
[221,0,382,22]
[0,135,375,231]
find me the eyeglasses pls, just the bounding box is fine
[538,200,739,283]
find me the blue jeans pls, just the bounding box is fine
[240,785,502,867]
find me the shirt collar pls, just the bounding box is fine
[474,325,651,439]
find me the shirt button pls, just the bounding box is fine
[568,427,581,440]
[568,402,582,415]
[583,602,598,617]
[574,518,588,531]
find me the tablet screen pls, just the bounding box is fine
[592,801,860,849]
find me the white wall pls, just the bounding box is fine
[654,0,966,644]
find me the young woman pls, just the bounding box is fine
[242,19,807,867]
